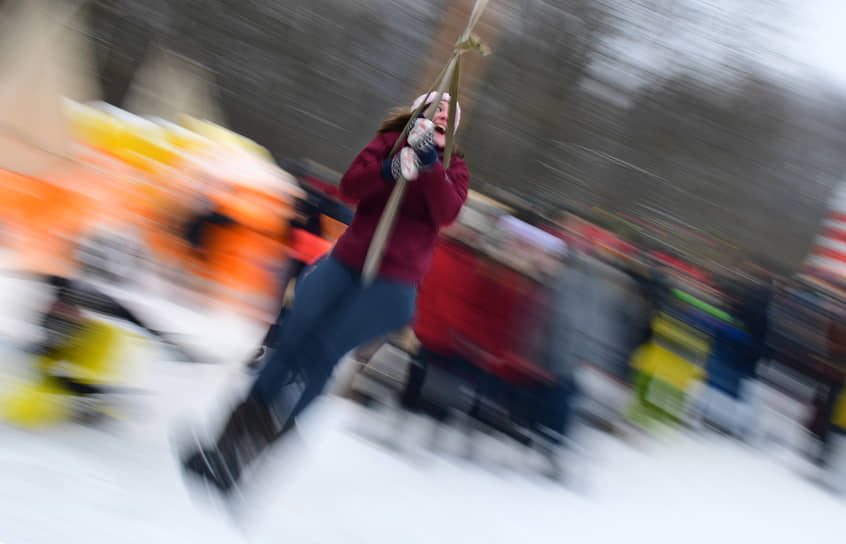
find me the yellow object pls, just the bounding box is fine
[65,100,180,167]
[1,320,127,429]
[50,320,125,385]
[110,124,177,168]
[161,121,215,154]
[65,101,279,170]
[651,313,711,359]
[833,387,846,430]
[179,116,273,160]
[631,341,705,391]
[64,100,123,151]
[0,380,74,429]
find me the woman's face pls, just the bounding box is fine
[430,99,450,148]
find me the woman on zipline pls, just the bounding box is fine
[180,92,470,494]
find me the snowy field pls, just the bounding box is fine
[1,273,845,544]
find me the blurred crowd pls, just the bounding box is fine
[346,186,846,488]
[3,143,846,492]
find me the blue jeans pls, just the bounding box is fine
[251,256,416,418]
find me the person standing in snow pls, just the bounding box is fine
[180,92,470,494]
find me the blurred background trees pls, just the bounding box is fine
[38,0,846,268]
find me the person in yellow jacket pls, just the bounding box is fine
[2,274,200,428]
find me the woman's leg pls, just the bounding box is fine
[285,275,417,418]
[250,256,357,403]
[181,257,356,492]
[182,264,415,494]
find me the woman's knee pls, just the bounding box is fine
[282,258,355,332]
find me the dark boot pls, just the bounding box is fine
[182,394,296,494]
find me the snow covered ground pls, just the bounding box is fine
[1,273,845,544]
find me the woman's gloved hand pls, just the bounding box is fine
[390,147,421,181]
[407,118,438,168]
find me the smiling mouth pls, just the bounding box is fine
[435,125,446,134]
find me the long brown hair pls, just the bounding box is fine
[378,108,464,159]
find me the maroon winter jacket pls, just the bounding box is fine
[331,131,470,284]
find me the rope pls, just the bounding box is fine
[362,0,490,284]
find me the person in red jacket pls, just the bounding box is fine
[179,92,470,495]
